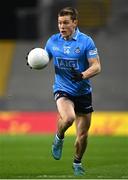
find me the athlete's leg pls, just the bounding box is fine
[56,97,76,138]
[52,97,76,160]
[73,113,92,175]
[74,113,92,161]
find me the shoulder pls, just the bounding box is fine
[78,31,96,49]
[78,31,94,43]
[47,33,60,42]
[45,33,60,56]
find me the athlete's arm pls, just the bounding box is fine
[82,56,101,79]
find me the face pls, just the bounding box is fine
[58,15,77,39]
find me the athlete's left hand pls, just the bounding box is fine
[71,67,83,82]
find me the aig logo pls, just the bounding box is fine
[57,58,79,69]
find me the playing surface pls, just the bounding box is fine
[0,135,128,179]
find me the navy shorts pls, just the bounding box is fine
[54,91,94,114]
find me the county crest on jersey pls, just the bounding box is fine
[45,28,98,96]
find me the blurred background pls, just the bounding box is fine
[0,0,128,135]
[0,1,128,179]
[0,0,128,111]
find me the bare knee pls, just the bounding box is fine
[64,115,75,127]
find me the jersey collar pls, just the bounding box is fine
[72,28,80,40]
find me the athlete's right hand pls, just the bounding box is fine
[26,52,32,69]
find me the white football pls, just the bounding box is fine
[27,48,49,69]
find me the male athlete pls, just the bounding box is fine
[45,7,101,176]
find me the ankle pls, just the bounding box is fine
[73,157,81,164]
[56,133,64,140]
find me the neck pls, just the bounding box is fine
[64,29,76,40]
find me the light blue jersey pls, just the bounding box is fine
[45,28,98,96]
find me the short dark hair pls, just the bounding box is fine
[58,7,78,21]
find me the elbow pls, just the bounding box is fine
[96,57,101,74]
[98,65,101,73]
[95,64,101,75]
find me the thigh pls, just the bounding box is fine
[56,97,76,120]
[75,113,92,136]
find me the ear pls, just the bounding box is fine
[73,19,78,27]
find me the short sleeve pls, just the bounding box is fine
[86,37,98,59]
[45,38,53,59]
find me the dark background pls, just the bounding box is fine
[0,0,37,38]
[0,0,128,111]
